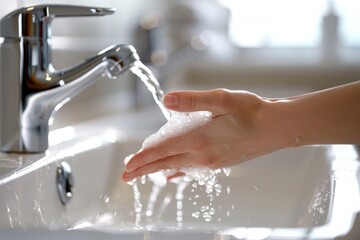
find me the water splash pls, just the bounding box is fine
[169,177,190,227]
[5,191,22,229]
[182,167,231,222]
[127,179,143,228]
[146,185,163,218]
[308,177,333,228]
[124,60,233,228]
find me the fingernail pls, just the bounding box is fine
[164,94,177,107]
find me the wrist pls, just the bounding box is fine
[259,98,302,150]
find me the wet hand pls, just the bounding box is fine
[122,89,292,182]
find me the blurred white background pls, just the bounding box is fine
[219,0,360,48]
[0,0,359,127]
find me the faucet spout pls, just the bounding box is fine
[1,43,139,153]
[0,5,140,153]
[35,44,138,124]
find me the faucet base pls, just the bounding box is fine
[1,125,49,153]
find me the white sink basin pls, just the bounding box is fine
[0,108,359,240]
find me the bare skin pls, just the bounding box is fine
[122,81,360,182]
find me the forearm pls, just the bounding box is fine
[279,81,360,146]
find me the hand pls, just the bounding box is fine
[121,82,360,182]
[121,89,294,182]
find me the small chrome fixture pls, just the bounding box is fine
[0,5,139,153]
[56,161,74,205]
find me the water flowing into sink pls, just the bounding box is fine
[129,61,172,120]
[124,60,232,229]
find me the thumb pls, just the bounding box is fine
[163,89,231,115]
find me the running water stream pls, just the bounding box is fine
[125,60,232,228]
[129,61,172,120]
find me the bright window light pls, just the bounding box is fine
[217,0,360,48]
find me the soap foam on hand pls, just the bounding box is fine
[124,111,212,184]
[142,111,212,149]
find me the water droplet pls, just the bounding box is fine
[146,210,152,217]
[201,205,209,212]
[192,212,200,218]
[209,208,216,215]
[223,168,231,176]
[141,175,147,184]
[215,184,222,196]
[203,212,212,222]
[227,186,231,195]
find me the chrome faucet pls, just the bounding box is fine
[0,5,139,153]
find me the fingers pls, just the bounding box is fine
[125,141,183,172]
[122,153,191,182]
[125,130,208,172]
[124,147,165,173]
[163,89,233,116]
[122,143,226,182]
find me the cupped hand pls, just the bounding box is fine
[122,89,293,182]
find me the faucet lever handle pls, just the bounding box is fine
[46,5,115,18]
[0,4,115,38]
